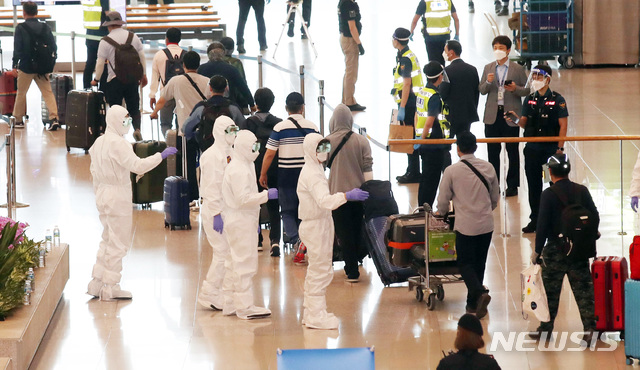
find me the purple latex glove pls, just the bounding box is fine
[268,188,278,200]
[345,188,369,201]
[161,147,178,159]
[213,214,223,234]
[632,196,639,213]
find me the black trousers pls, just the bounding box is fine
[449,119,472,139]
[425,36,448,66]
[456,231,493,308]
[418,148,446,207]
[485,107,520,189]
[332,201,364,277]
[104,79,141,131]
[524,144,557,224]
[287,0,312,33]
[84,38,99,89]
[402,98,420,175]
[237,0,266,47]
[176,136,200,202]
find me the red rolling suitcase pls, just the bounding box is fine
[631,236,640,280]
[0,71,17,116]
[592,256,628,333]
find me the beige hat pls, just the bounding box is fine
[101,11,125,27]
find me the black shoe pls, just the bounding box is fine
[14,121,25,129]
[47,119,61,131]
[237,44,246,54]
[528,329,553,341]
[475,292,491,319]
[505,187,518,197]
[498,7,509,16]
[260,44,268,51]
[522,222,536,233]
[346,272,360,283]
[397,173,420,184]
[468,1,475,13]
[494,0,502,12]
[301,33,308,40]
[270,245,280,257]
[347,104,366,112]
[287,27,294,38]
[465,305,477,314]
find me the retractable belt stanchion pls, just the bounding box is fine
[299,65,305,117]
[258,55,263,88]
[500,143,510,237]
[5,130,12,219]
[619,139,627,236]
[318,80,324,136]
[70,31,76,90]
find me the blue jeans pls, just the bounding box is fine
[278,186,300,244]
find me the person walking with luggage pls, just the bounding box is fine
[149,28,185,137]
[87,105,178,300]
[82,0,109,90]
[222,130,279,319]
[528,154,598,341]
[436,132,499,319]
[505,64,568,233]
[338,0,365,112]
[409,0,460,66]
[480,36,528,199]
[437,314,502,369]
[91,11,147,141]
[414,62,450,207]
[198,116,239,312]
[236,0,268,53]
[391,27,423,184]
[327,104,373,282]
[259,92,318,261]
[242,88,283,256]
[11,1,59,130]
[149,51,210,202]
[439,40,479,139]
[297,133,369,329]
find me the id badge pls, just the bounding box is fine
[497,86,505,101]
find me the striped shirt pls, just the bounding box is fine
[266,114,318,187]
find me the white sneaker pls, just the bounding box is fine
[258,244,264,252]
[237,305,271,320]
[198,291,223,310]
[87,278,103,298]
[100,284,132,301]
[304,313,339,330]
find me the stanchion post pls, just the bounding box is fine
[258,55,263,88]
[299,65,305,117]
[318,80,324,136]
[70,31,76,90]
[6,117,14,219]
[619,139,627,236]
[500,142,510,237]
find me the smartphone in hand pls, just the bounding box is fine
[505,111,520,124]
[504,79,513,86]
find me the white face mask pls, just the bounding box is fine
[442,50,449,62]
[317,152,328,163]
[530,80,546,92]
[494,49,507,61]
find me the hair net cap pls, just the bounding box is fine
[424,61,444,78]
[393,28,411,41]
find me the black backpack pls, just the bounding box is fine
[551,183,599,260]
[103,32,144,85]
[195,100,232,152]
[162,48,186,85]
[360,180,399,220]
[23,23,56,75]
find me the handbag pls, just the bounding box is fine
[388,109,415,154]
[521,264,550,322]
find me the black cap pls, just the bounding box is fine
[286,92,305,106]
[424,61,444,78]
[456,131,477,153]
[393,28,411,41]
[458,314,483,336]
[220,37,235,54]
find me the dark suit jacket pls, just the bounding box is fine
[439,58,480,126]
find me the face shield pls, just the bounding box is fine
[251,141,261,153]
[426,65,449,84]
[526,68,551,92]
[316,139,331,162]
[123,115,132,128]
[224,124,239,145]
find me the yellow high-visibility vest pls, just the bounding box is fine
[421,0,452,36]
[415,86,450,138]
[83,0,103,30]
[392,49,424,104]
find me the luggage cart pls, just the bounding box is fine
[512,0,575,69]
[407,204,463,311]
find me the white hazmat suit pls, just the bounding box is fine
[222,130,272,319]
[198,116,236,311]
[297,133,348,329]
[88,105,163,300]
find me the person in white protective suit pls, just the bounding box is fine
[222,130,279,319]
[198,116,239,311]
[87,105,178,301]
[297,133,369,329]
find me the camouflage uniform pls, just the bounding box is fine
[537,244,596,331]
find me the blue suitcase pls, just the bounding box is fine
[163,176,191,230]
[625,280,640,365]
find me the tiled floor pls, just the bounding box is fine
[0,0,639,369]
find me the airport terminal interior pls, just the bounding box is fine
[0,0,639,369]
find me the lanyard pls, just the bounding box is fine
[496,63,508,86]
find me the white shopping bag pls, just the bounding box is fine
[521,264,550,322]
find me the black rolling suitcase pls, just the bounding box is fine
[131,119,167,208]
[163,134,190,226]
[65,89,106,154]
[42,74,72,124]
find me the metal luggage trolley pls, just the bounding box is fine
[408,204,463,311]
[512,0,575,68]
